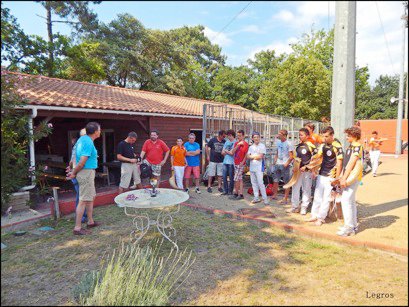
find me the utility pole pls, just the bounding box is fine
[395,5,407,155]
[331,1,357,148]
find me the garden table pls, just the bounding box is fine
[114,188,189,251]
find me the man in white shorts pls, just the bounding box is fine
[117,131,142,194]
[206,130,226,193]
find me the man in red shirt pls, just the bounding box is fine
[227,130,249,200]
[140,130,170,188]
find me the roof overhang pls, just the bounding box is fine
[18,105,203,119]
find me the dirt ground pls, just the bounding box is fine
[186,155,408,249]
[1,204,408,306]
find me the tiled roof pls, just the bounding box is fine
[5,71,252,117]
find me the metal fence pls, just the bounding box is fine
[201,104,324,174]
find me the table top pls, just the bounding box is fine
[115,188,189,209]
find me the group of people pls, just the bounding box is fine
[67,120,382,237]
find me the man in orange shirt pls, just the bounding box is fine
[170,137,187,189]
[304,122,323,146]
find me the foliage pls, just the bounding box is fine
[1,71,52,212]
[78,240,195,306]
[212,65,259,110]
[355,74,403,119]
[258,54,331,120]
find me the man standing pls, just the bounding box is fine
[337,126,363,236]
[184,133,201,193]
[247,132,269,205]
[140,130,170,188]
[304,122,323,146]
[368,131,384,177]
[206,130,226,193]
[286,128,317,215]
[117,131,143,194]
[272,129,294,204]
[67,122,101,235]
[67,128,87,223]
[170,137,187,190]
[307,126,343,226]
[221,130,236,195]
[229,130,249,200]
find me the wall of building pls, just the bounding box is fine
[358,119,408,154]
[34,113,202,176]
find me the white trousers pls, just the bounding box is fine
[311,175,333,220]
[174,166,185,189]
[369,150,381,175]
[291,171,312,209]
[341,180,359,230]
[250,171,268,201]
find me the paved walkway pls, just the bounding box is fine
[186,155,408,253]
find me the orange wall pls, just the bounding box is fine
[358,119,408,153]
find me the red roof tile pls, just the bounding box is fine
[5,71,252,117]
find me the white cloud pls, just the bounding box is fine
[269,1,407,85]
[235,24,265,34]
[248,37,298,61]
[203,26,233,47]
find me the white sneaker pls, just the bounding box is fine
[286,207,300,213]
[300,207,307,215]
[251,198,261,204]
[263,199,270,206]
[195,188,201,194]
[336,227,355,237]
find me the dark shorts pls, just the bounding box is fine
[272,164,291,183]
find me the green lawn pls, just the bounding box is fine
[1,204,408,306]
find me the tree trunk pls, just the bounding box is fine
[46,2,54,77]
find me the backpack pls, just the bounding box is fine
[140,163,152,179]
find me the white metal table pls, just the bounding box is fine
[114,188,189,251]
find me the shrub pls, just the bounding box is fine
[1,70,52,212]
[76,240,195,306]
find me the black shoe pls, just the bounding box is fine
[235,195,244,200]
[221,191,228,195]
[184,188,189,193]
[207,187,212,193]
[229,194,238,200]
[218,187,224,193]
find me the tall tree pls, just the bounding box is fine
[212,66,258,110]
[36,1,101,77]
[258,54,331,120]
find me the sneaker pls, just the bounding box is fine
[235,195,244,200]
[207,187,212,193]
[218,187,224,193]
[336,227,355,237]
[251,198,261,204]
[221,191,228,195]
[373,173,377,177]
[229,194,238,200]
[314,219,325,226]
[286,207,300,213]
[307,216,318,222]
[300,207,307,215]
[263,200,270,206]
[195,188,201,194]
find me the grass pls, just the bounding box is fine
[1,204,408,306]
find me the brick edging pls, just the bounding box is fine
[181,203,408,256]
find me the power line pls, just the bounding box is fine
[375,1,397,74]
[212,1,253,41]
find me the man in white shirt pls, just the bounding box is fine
[272,129,294,204]
[247,132,269,205]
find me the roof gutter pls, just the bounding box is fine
[19,105,202,119]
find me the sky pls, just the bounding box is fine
[3,1,408,86]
